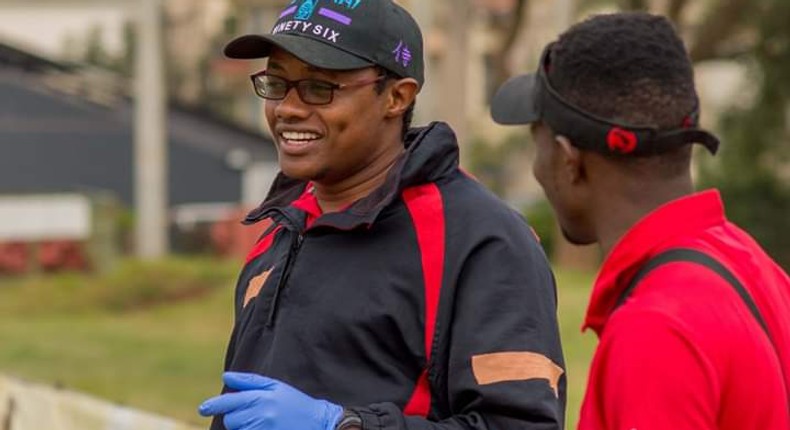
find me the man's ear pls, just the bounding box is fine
[385,78,419,118]
[555,135,586,185]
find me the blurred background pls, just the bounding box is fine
[0,0,787,429]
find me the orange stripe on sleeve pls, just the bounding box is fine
[472,351,564,396]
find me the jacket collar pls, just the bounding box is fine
[583,189,728,334]
[243,121,459,231]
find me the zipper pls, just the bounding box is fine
[266,231,304,327]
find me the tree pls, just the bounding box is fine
[698,0,790,268]
[116,20,137,78]
[487,0,530,90]
[83,25,110,68]
[612,0,790,268]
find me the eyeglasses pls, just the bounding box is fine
[250,70,386,106]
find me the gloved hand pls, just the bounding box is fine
[199,372,344,430]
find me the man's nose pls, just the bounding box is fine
[274,86,311,120]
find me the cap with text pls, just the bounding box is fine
[225,0,424,87]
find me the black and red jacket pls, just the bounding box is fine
[212,122,566,430]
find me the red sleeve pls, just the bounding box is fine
[579,310,720,430]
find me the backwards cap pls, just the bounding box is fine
[225,0,424,87]
[491,42,719,156]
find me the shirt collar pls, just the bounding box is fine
[290,183,322,228]
[583,189,727,334]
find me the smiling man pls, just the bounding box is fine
[198,1,566,430]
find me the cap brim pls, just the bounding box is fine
[224,33,374,70]
[491,74,541,125]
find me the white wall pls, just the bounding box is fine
[0,194,91,241]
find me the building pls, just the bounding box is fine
[0,39,279,259]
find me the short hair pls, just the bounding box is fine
[549,12,697,173]
[550,12,697,131]
[375,68,415,140]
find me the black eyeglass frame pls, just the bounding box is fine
[249,70,387,106]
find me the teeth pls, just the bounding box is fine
[281,131,320,141]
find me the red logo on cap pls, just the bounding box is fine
[607,127,638,154]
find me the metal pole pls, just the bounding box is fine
[555,0,575,31]
[443,0,470,147]
[410,0,436,122]
[134,0,168,258]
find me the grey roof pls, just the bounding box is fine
[0,41,73,73]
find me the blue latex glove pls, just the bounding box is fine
[199,372,344,430]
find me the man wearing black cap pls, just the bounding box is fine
[492,12,790,430]
[198,1,567,430]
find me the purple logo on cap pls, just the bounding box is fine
[280,5,298,19]
[318,8,352,25]
[392,41,412,67]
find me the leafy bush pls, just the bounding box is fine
[466,132,530,196]
[712,178,790,269]
[524,199,557,259]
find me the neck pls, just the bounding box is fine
[313,144,404,213]
[594,175,694,256]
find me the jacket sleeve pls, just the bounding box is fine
[352,211,566,430]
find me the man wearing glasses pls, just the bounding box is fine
[198,1,566,430]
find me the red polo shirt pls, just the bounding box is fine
[578,190,790,430]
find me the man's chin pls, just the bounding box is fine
[560,227,597,246]
[280,165,329,184]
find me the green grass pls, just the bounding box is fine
[0,259,597,429]
[0,257,240,427]
[556,269,598,430]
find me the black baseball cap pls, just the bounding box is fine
[491,42,720,156]
[225,0,424,87]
